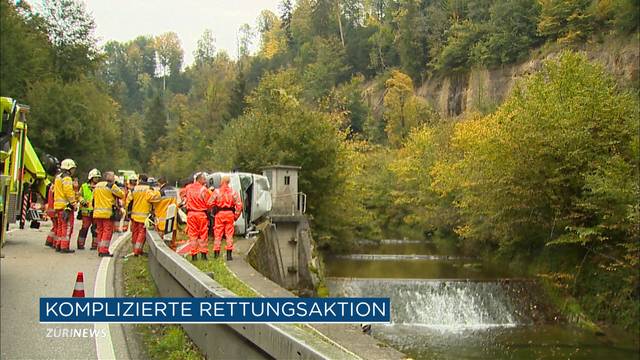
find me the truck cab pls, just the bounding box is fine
[205,172,272,235]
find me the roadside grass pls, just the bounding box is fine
[183,239,259,297]
[122,248,204,360]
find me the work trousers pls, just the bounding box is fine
[131,221,146,255]
[77,215,96,249]
[213,211,235,251]
[55,209,74,250]
[187,211,209,255]
[46,212,57,246]
[95,218,114,255]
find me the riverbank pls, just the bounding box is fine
[329,237,640,358]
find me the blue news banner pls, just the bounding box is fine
[40,297,391,324]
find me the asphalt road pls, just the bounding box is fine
[0,221,132,360]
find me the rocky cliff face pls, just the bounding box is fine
[415,37,639,117]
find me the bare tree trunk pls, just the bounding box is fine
[336,0,345,48]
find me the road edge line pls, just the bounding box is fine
[94,231,130,360]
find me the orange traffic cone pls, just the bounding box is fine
[72,272,85,297]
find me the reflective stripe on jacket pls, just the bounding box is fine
[153,185,178,231]
[211,184,243,217]
[93,181,124,219]
[53,174,76,210]
[79,182,94,215]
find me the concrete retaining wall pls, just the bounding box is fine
[145,230,359,360]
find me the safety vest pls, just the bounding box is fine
[79,182,94,216]
[126,184,157,223]
[93,181,125,219]
[153,185,178,232]
[53,173,76,210]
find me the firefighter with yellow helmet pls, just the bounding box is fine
[53,158,78,253]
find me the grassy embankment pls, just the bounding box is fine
[122,251,203,360]
[122,231,257,359]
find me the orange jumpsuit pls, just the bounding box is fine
[210,183,243,251]
[45,184,56,247]
[184,182,212,255]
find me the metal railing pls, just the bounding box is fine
[270,192,307,216]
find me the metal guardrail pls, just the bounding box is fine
[270,192,307,216]
[145,230,358,360]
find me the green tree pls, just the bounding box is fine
[26,77,125,170]
[472,0,541,66]
[153,32,184,91]
[394,0,429,81]
[538,0,594,43]
[194,29,216,67]
[209,70,364,249]
[0,0,52,100]
[40,0,99,81]
[383,70,437,147]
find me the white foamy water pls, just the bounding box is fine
[328,278,525,330]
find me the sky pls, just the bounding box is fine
[82,0,281,66]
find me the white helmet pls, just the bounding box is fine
[60,158,76,170]
[88,168,101,180]
[128,174,138,182]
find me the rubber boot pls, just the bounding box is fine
[226,250,232,261]
[214,250,219,259]
[191,254,198,261]
[201,253,208,261]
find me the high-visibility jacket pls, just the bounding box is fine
[78,182,94,216]
[152,185,178,232]
[126,184,157,223]
[53,173,76,210]
[211,183,243,218]
[184,182,212,212]
[93,181,125,219]
[46,183,55,217]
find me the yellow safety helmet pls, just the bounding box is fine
[88,168,101,180]
[60,158,76,170]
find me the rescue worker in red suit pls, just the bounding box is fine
[44,182,57,248]
[184,173,212,261]
[53,158,78,253]
[210,175,243,260]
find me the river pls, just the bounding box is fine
[325,241,638,359]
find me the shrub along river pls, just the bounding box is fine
[325,240,638,359]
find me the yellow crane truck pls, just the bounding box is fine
[0,97,52,246]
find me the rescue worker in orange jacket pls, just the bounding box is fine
[53,159,78,253]
[210,175,243,260]
[184,173,213,261]
[92,171,125,257]
[151,176,178,249]
[126,174,157,256]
